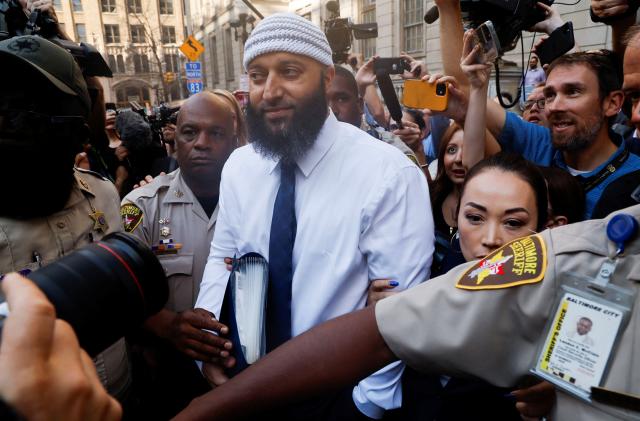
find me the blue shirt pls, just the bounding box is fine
[499,111,640,218]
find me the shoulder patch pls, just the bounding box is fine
[456,234,547,290]
[121,203,144,233]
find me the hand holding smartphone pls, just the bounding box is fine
[469,21,501,64]
[402,80,449,111]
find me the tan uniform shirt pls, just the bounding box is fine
[121,169,217,312]
[376,205,640,420]
[0,168,130,398]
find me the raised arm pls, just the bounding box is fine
[461,30,494,169]
[436,0,469,89]
[173,306,395,420]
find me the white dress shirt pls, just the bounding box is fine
[196,112,434,418]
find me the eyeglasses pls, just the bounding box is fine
[523,99,545,110]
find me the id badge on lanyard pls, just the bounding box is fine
[531,214,638,403]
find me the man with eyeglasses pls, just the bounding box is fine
[483,51,640,219]
[522,84,549,127]
[0,35,132,411]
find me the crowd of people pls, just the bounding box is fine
[1,0,640,420]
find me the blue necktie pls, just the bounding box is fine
[267,161,296,351]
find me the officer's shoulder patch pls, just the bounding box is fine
[121,202,144,233]
[456,234,547,290]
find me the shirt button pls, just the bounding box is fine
[57,222,66,229]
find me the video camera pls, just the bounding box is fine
[129,102,180,144]
[324,0,377,64]
[0,2,112,77]
[460,0,554,54]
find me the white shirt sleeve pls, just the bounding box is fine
[353,164,435,418]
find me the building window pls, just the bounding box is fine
[107,54,126,73]
[101,0,116,12]
[224,27,234,81]
[159,0,173,14]
[108,54,126,73]
[130,25,145,43]
[161,26,176,43]
[53,0,62,10]
[72,0,82,11]
[127,0,142,13]
[165,53,180,72]
[104,24,120,43]
[209,35,218,84]
[133,54,150,73]
[117,55,125,72]
[75,24,86,42]
[403,0,423,53]
[360,0,376,59]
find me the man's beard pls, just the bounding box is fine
[549,112,602,152]
[0,141,76,219]
[246,79,328,164]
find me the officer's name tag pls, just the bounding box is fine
[533,292,623,399]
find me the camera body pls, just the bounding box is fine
[461,0,553,54]
[0,3,112,77]
[374,57,411,76]
[324,0,377,64]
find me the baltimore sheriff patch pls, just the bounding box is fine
[121,203,143,233]
[456,234,547,290]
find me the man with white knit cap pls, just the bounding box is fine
[187,12,434,420]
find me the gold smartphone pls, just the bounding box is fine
[402,79,449,111]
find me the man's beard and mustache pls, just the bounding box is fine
[246,79,328,164]
[0,140,77,219]
[549,111,602,152]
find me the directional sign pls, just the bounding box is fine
[187,79,203,94]
[179,35,205,62]
[185,62,201,71]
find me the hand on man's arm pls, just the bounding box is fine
[0,273,121,421]
[144,308,234,366]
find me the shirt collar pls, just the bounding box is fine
[553,135,627,177]
[265,110,338,177]
[163,169,194,204]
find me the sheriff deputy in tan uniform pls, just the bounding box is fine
[120,90,240,419]
[0,36,130,402]
[174,205,640,421]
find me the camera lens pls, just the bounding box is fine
[436,83,446,96]
[21,233,167,356]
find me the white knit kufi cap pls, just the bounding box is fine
[243,12,333,70]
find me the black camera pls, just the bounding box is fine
[436,83,447,96]
[374,58,410,76]
[460,0,554,54]
[0,233,168,357]
[324,0,377,64]
[0,3,112,77]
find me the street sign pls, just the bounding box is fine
[185,62,201,71]
[179,35,205,62]
[187,80,203,94]
[185,62,202,78]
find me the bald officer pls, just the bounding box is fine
[175,205,640,421]
[121,90,239,418]
[0,36,130,402]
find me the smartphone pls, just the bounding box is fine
[402,79,449,111]
[535,22,575,66]
[105,102,117,112]
[374,57,410,75]
[471,21,500,64]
